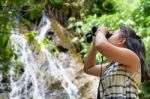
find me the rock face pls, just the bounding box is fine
[0,92,9,99]
[56,52,99,99]
[47,19,99,98]
[45,80,70,99]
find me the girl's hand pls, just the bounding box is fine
[95,27,108,47]
[96,27,109,36]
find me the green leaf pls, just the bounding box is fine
[51,0,64,6]
[5,48,13,60]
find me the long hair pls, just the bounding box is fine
[119,24,150,82]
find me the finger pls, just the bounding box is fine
[101,27,109,33]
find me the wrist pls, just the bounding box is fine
[92,40,97,52]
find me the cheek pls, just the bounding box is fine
[108,35,118,46]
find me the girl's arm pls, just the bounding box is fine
[84,40,109,76]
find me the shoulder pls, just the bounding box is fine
[118,51,141,74]
[97,41,140,69]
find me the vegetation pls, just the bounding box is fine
[0,0,150,98]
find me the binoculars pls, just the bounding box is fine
[86,26,113,43]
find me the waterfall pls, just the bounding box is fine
[9,13,79,99]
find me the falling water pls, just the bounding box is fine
[9,13,79,99]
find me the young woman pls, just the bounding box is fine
[84,24,150,99]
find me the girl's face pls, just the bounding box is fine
[108,29,126,47]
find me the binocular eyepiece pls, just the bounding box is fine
[86,26,113,43]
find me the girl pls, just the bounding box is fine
[84,24,150,99]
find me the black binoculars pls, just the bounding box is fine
[86,26,113,43]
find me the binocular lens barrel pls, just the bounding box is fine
[86,26,113,43]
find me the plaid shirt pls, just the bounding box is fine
[97,62,141,99]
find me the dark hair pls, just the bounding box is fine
[119,24,150,82]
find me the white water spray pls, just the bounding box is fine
[9,14,79,99]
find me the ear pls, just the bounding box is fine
[118,37,126,46]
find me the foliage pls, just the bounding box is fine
[50,0,65,7]
[42,38,58,53]
[0,0,44,82]
[0,33,14,80]
[143,37,150,71]
[139,82,150,98]
[83,0,116,16]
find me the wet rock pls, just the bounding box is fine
[0,92,9,99]
[73,72,99,99]
[45,81,70,99]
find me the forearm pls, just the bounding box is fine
[84,30,108,73]
[95,31,107,48]
[83,40,110,76]
[84,41,97,72]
